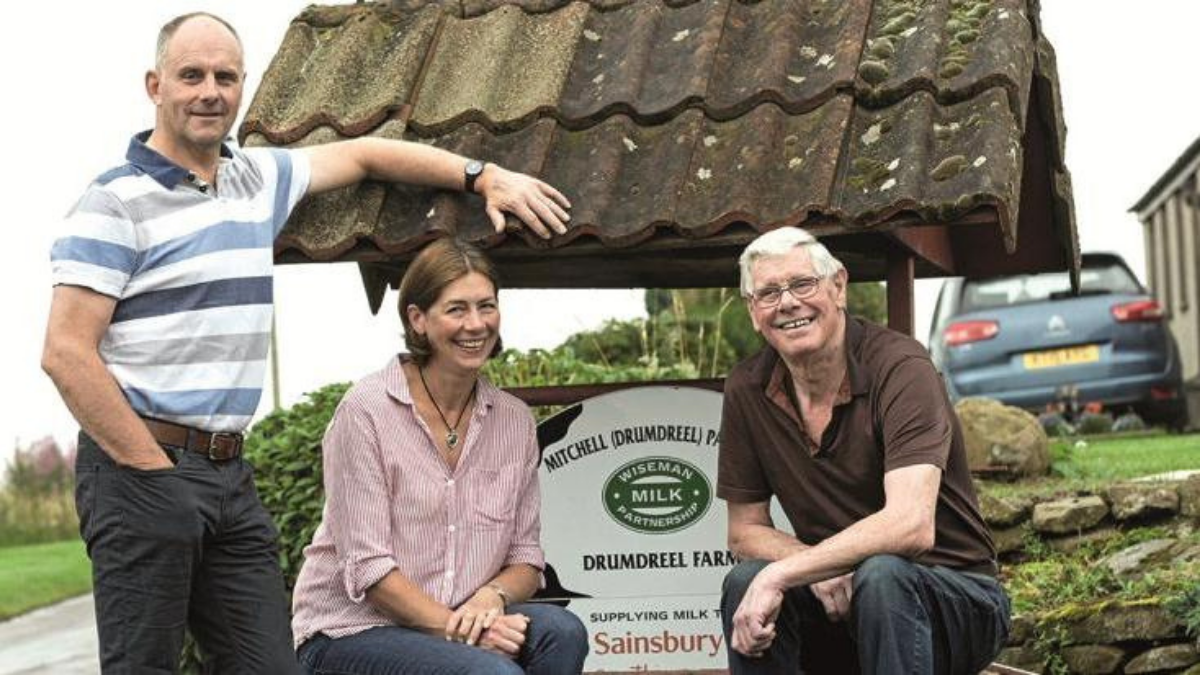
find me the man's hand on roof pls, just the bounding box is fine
[477,164,572,239]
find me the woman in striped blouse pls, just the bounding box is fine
[291,238,588,674]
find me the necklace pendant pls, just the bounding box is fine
[446,431,459,449]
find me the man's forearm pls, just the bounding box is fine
[355,138,472,190]
[306,138,474,195]
[730,522,808,562]
[770,505,930,590]
[755,465,941,591]
[44,345,164,468]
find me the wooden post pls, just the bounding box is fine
[270,314,281,411]
[887,252,915,337]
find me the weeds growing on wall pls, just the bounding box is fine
[1004,525,1195,615]
[1167,582,1200,642]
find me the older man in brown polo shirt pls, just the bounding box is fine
[716,227,1010,674]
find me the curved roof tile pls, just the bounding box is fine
[244,6,441,143]
[244,0,1077,290]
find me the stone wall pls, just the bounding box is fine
[997,602,1199,674]
[986,474,1200,673]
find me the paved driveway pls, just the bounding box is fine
[0,595,98,675]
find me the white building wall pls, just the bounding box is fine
[1145,185,1200,428]
[1168,193,1199,384]
[1152,210,1168,301]
[1179,190,1199,385]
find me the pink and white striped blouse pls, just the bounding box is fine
[290,356,545,646]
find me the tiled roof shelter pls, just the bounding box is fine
[244,0,1078,332]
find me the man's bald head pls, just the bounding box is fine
[155,12,242,70]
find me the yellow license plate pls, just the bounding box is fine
[1022,344,1100,370]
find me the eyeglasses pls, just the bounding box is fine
[749,275,823,307]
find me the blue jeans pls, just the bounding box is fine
[297,602,588,674]
[721,556,1010,675]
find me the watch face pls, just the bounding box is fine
[465,159,485,177]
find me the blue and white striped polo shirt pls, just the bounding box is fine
[51,132,311,433]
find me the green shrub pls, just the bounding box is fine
[0,437,77,546]
[1037,411,1075,438]
[183,382,350,672]
[1076,411,1114,435]
[0,489,77,547]
[1112,412,1147,433]
[245,382,351,590]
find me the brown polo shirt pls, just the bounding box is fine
[717,315,996,575]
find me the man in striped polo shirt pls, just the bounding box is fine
[41,12,570,674]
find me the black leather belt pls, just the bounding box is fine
[141,416,244,461]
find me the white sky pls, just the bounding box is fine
[2,2,1197,464]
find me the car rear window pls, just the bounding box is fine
[961,261,1142,312]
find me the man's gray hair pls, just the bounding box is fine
[738,227,845,297]
[155,12,242,70]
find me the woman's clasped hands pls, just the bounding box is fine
[444,587,529,659]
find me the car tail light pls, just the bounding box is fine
[1111,300,1165,322]
[1150,385,1178,400]
[944,320,999,346]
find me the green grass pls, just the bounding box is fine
[980,432,1200,501]
[1061,432,1200,478]
[0,539,91,620]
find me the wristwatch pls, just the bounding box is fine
[464,159,486,194]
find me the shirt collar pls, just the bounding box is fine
[126,130,234,189]
[842,314,872,397]
[760,312,872,409]
[384,354,497,411]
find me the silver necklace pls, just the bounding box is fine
[418,367,475,450]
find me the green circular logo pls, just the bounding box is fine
[602,457,712,534]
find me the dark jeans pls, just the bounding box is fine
[721,556,1010,675]
[297,602,589,674]
[75,432,299,674]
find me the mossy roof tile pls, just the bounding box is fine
[835,89,1023,244]
[245,0,1077,290]
[409,4,591,132]
[706,0,870,117]
[854,0,1033,126]
[557,0,729,123]
[538,112,703,243]
[676,98,852,231]
[243,5,442,143]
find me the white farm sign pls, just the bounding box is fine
[536,386,732,673]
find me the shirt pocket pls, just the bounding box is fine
[468,466,519,530]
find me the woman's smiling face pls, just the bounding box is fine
[408,271,500,375]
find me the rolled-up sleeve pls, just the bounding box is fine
[322,396,398,602]
[504,417,546,571]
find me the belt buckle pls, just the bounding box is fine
[207,432,243,461]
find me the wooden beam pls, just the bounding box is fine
[504,379,724,407]
[887,225,958,275]
[886,252,915,336]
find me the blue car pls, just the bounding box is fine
[929,253,1188,428]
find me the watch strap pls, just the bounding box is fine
[464,160,485,194]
